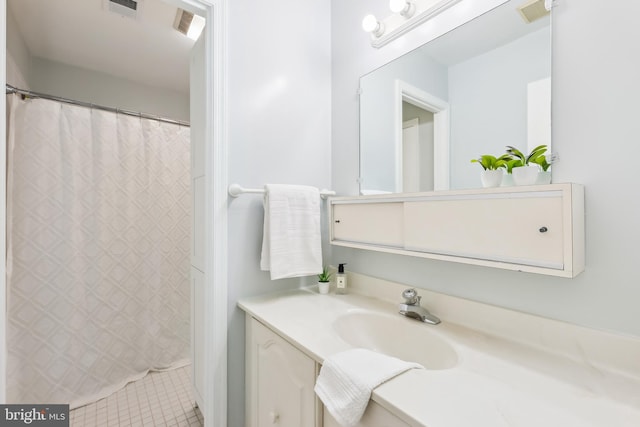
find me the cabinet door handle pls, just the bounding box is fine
[539,226,548,233]
[269,411,279,424]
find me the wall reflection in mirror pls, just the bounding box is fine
[359,0,551,194]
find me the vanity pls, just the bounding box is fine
[239,273,640,427]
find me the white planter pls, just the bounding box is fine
[480,169,503,188]
[537,170,552,185]
[318,281,330,294]
[512,165,539,186]
[501,173,514,186]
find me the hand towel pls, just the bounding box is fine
[260,184,323,280]
[314,348,423,427]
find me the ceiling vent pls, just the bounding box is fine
[517,0,550,24]
[104,0,142,20]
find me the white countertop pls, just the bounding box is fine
[238,281,640,427]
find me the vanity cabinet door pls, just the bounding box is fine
[247,317,317,427]
[404,193,564,269]
[332,202,403,247]
[323,403,411,427]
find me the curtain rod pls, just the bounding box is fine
[5,84,190,127]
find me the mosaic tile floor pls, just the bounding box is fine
[69,365,203,427]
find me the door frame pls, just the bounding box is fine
[402,117,420,192]
[394,79,450,192]
[0,1,229,426]
[187,2,228,426]
[0,0,6,407]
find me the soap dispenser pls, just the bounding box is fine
[336,263,348,295]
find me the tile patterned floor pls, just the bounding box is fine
[69,365,203,427]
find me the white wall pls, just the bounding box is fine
[6,6,30,88]
[331,0,640,338]
[7,5,189,122]
[8,7,189,122]
[226,0,332,425]
[28,57,189,122]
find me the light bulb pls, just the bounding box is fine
[389,0,415,18]
[389,0,406,13]
[361,15,378,32]
[187,15,206,41]
[362,14,385,37]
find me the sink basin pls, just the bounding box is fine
[332,310,458,369]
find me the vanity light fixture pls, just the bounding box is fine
[517,0,552,24]
[174,8,206,41]
[362,14,385,38]
[389,0,416,18]
[362,0,462,48]
[187,14,206,40]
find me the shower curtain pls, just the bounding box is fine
[6,94,191,408]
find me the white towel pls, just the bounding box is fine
[260,184,323,280]
[314,348,423,427]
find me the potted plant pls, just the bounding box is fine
[317,266,332,294]
[532,153,552,184]
[503,158,522,186]
[505,145,547,186]
[470,154,510,188]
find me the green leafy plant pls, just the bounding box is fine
[470,154,511,171]
[505,158,522,174]
[505,145,547,168]
[317,266,332,282]
[532,154,551,171]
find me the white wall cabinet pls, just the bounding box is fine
[246,316,318,427]
[330,184,584,277]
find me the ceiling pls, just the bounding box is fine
[7,0,197,94]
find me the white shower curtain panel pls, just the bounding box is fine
[6,95,191,408]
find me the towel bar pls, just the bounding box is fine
[228,183,336,198]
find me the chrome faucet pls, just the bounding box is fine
[399,288,441,325]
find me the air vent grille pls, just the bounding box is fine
[517,0,550,24]
[174,9,195,36]
[105,0,140,20]
[111,0,137,10]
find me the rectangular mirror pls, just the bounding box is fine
[359,0,551,194]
